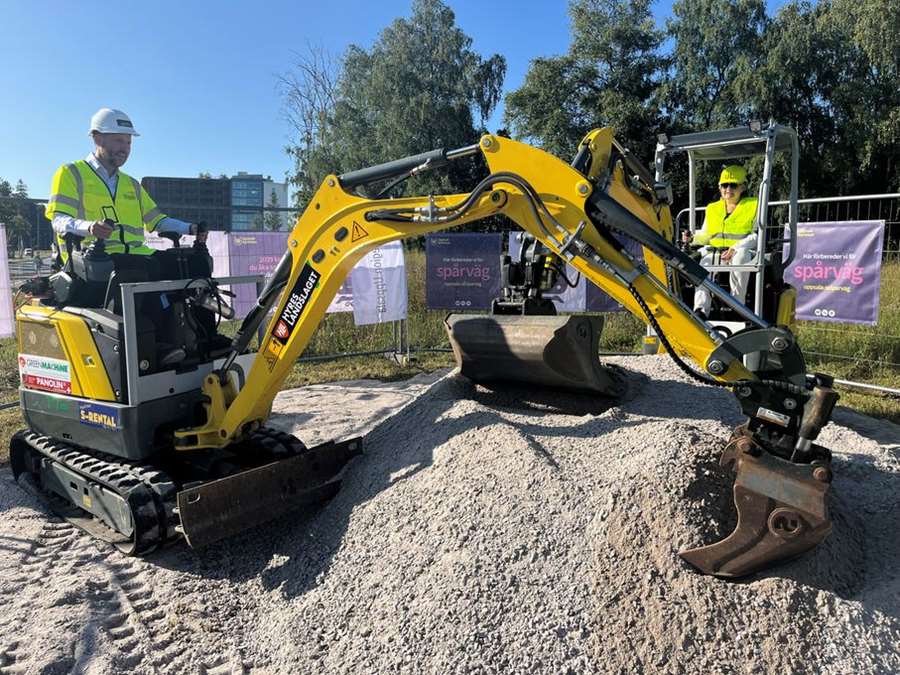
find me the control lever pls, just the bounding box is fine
[159,231,182,248]
[192,221,209,252]
[85,220,112,257]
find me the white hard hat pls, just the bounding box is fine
[89,108,140,136]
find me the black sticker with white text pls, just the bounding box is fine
[272,263,321,345]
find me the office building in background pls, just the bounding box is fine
[142,173,292,232]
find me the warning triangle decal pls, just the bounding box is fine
[351,221,369,242]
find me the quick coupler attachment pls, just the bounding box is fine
[679,427,832,578]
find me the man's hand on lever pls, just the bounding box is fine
[89,220,115,239]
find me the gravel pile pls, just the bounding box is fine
[0,357,897,674]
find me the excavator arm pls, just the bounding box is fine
[174,131,838,577]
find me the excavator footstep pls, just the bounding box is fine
[444,314,622,396]
[176,437,362,548]
[679,432,833,578]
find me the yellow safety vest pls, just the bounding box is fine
[692,197,758,248]
[45,160,165,260]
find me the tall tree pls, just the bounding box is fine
[505,0,666,160]
[664,0,767,130]
[0,179,14,229]
[283,0,506,207]
[280,44,340,208]
[11,180,37,250]
[264,189,283,231]
[825,0,900,192]
[13,180,28,202]
[747,0,900,195]
[8,214,30,251]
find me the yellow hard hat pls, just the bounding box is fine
[719,165,747,185]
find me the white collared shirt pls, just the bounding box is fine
[84,152,120,197]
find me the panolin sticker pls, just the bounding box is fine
[18,354,72,394]
[272,263,321,345]
[78,402,121,430]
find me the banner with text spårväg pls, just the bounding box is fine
[784,220,885,325]
[426,234,502,310]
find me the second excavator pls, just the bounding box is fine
[445,232,621,395]
[12,126,838,578]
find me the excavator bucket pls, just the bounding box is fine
[175,437,362,548]
[444,314,621,395]
[679,428,832,577]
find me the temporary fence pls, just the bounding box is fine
[677,192,900,396]
[7,193,899,398]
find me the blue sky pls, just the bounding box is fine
[0,0,786,200]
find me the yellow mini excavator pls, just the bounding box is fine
[12,128,838,577]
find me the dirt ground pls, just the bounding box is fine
[0,357,897,674]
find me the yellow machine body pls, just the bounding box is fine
[16,304,115,402]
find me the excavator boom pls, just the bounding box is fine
[173,131,837,576]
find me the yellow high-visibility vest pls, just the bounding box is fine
[692,197,758,248]
[45,160,165,260]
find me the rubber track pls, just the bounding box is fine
[12,430,166,556]
[12,426,307,556]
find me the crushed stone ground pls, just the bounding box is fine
[0,356,897,674]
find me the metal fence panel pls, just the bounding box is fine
[678,193,900,395]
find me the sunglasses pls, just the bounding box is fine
[720,183,741,189]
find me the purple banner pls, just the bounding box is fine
[227,233,290,318]
[785,220,884,325]
[426,233,502,310]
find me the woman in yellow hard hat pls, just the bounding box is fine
[689,164,759,317]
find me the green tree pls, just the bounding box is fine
[826,0,900,192]
[7,214,30,251]
[505,0,666,160]
[664,0,767,130]
[0,179,14,230]
[747,0,900,195]
[0,179,32,251]
[13,180,27,201]
[264,189,283,231]
[283,0,506,208]
[12,180,36,250]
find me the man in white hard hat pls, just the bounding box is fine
[45,107,207,263]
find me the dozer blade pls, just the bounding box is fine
[176,437,362,548]
[444,314,620,395]
[679,431,832,578]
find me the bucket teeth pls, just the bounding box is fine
[679,432,832,578]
